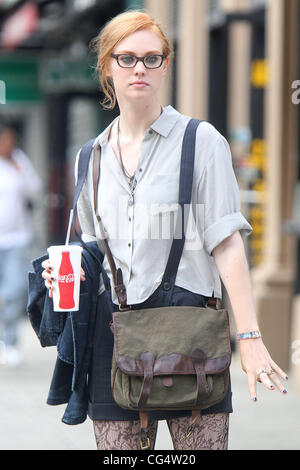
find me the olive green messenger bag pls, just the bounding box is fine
[88,118,231,450]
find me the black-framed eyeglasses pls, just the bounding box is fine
[110,53,166,69]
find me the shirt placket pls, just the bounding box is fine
[127,129,156,281]
[127,202,134,277]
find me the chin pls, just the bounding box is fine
[128,89,153,100]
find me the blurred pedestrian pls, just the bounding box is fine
[42,10,288,450]
[0,124,41,366]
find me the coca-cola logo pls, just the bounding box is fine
[58,273,75,283]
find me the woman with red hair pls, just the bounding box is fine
[42,10,288,450]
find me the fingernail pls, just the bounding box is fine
[252,397,257,402]
[285,376,289,380]
[283,389,287,394]
[51,276,55,281]
[270,385,275,390]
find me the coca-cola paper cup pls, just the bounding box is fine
[47,245,83,312]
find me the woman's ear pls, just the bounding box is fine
[104,59,113,79]
[162,56,170,76]
[105,68,111,79]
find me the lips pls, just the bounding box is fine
[131,81,148,86]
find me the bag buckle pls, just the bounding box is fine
[118,303,132,311]
[140,429,150,450]
[180,411,201,443]
[180,424,195,443]
[140,437,150,450]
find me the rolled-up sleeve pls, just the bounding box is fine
[198,135,253,256]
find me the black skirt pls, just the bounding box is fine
[87,283,233,422]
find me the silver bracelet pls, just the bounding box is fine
[236,330,261,341]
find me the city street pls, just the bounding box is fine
[0,318,299,450]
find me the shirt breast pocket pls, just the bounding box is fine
[147,174,179,211]
[145,175,179,240]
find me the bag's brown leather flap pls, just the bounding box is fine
[116,351,231,377]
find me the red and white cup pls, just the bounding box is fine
[47,245,83,312]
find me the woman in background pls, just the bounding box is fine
[0,124,41,366]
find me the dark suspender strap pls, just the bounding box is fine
[161,118,202,289]
[73,139,95,210]
[162,118,217,307]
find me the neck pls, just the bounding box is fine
[118,100,162,142]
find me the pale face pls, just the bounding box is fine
[107,29,169,105]
[0,129,16,157]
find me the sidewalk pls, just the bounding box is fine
[0,318,299,450]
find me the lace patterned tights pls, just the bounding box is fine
[93,413,229,450]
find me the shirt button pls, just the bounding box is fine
[149,129,153,135]
[129,217,131,221]
[139,168,142,172]
[128,243,131,247]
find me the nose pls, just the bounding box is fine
[133,59,147,74]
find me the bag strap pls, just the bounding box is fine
[92,146,128,306]
[91,118,217,308]
[91,119,198,307]
[72,138,111,291]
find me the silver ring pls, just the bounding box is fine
[257,369,274,382]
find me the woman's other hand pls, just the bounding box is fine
[239,338,289,402]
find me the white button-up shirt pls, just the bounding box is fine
[75,105,253,304]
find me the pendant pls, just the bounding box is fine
[129,176,137,193]
[128,194,134,206]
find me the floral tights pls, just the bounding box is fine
[93,413,229,450]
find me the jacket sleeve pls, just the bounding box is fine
[27,254,66,347]
[74,149,97,243]
[197,135,253,256]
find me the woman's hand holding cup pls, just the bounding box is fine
[42,259,86,299]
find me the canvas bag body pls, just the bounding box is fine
[111,305,231,412]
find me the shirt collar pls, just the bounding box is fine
[93,105,181,148]
[150,105,181,137]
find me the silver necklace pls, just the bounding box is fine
[117,118,137,197]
